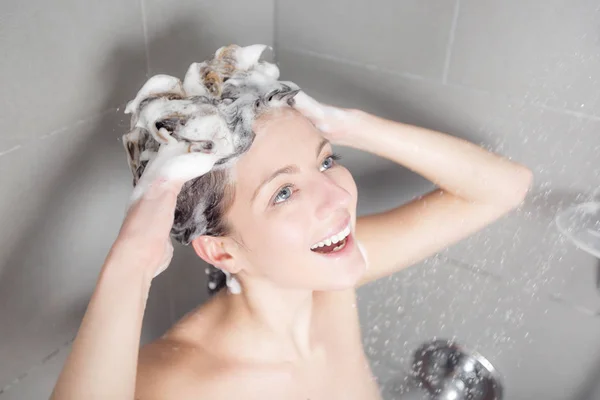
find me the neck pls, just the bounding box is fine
[226,277,315,360]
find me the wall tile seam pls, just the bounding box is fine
[442,0,461,84]
[439,254,600,319]
[273,0,280,64]
[0,105,125,160]
[139,0,151,77]
[0,336,75,397]
[278,46,600,122]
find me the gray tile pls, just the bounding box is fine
[278,48,600,294]
[437,103,600,290]
[144,0,274,77]
[354,168,435,218]
[167,243,211,324]
[0,0,147,153]
[141,267,175,345]
[358,258,600,400]
[0,343,72,400]
[276,0,458,80]
[276,47,485,178]
[448,0,600,114]
[0,109,171,389]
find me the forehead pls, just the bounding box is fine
[253,107,319,149]
[232,107,323,190]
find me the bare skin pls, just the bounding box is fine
[134,106,532,399]
[51,95,532,400]
[136,289,377,400]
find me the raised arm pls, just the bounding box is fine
[51,142,218,400]
[292,93,533,286]
[50,180,181,400]
[351,113,532,285]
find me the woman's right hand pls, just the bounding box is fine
[107,141,220,279]
[51,140,220,400]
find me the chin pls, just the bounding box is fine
[340,261,368,288]
[318,258,368,291]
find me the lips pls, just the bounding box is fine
[310,216,352,254]
[310,224,351,251]
[311,234,350,254]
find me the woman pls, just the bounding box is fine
[51,45,532,400]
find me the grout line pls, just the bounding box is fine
[531,103,600,122]
[0,106,121,159]
[140,0,151,77]
[0,336,75,396]
[547,293,600,317]
[280,46,600,122]
[443,0,461,84]
[441,253,600,317]
[40,107,120,141]
[0,145,22,157]
[280,46,427,82]
[272,0,279,64]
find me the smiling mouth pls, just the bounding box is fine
[311,236,349,254]
[310,224,351,254]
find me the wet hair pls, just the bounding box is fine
[122,44,301,294]
[176,167,235,294]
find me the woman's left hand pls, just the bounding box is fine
[292,91,370,146]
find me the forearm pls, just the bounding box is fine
[51,254,152,400]
[343,112,532,206]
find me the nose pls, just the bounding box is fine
[313,173,352,221]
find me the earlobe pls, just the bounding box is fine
[191,235,239,274]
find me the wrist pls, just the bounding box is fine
[103,240,157,284]
[337,110,390,149]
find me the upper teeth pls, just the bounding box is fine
[310,225,351,250]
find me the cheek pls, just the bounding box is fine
[337,168,358,205]
[245,215,309,256]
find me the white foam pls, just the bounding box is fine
[182,62,210,96]
[234,44,269,70]
[128,140,219,206]
[292,91,350,133]
[224,270,242,294]
[124,44,286,202]
[125,74,184,115]
[124,45,294,188]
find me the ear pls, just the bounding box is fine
[191,235,241,274]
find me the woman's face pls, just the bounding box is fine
[225,107,367,291]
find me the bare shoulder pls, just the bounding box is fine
[134,295,260,400]
[136,335,290,400]
[135,303,225,400]
[135,336,233,400]
[135,337,200,400]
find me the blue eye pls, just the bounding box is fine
[274,186,293,204]
[270,154,342,207]
[320,153,341,172]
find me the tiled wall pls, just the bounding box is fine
[2,0,600,399]
[0,1,273,398]
[274,1,600,399]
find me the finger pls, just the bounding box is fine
[293,91,326,121]
[160,151,219,183]
[128,148,218,207]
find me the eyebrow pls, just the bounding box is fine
[251,138,330,203]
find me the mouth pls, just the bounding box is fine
[310,223,352,255]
